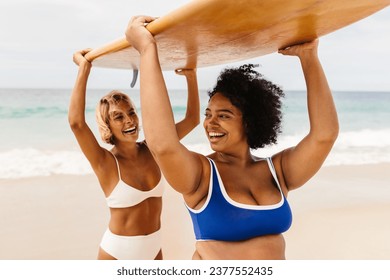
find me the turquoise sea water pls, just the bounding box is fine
[0,88,389,178]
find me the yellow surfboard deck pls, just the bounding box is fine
[85,0,390,70]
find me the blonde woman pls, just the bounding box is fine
[69,49,199,259]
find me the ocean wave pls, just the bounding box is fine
[0,106,65,118]
[1,129,389,179]
[188,128,390,167]
[0,106,95,119]
[0,149,93,179]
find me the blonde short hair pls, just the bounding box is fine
[95,90,134,145]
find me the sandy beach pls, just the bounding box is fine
[0,163,389,260]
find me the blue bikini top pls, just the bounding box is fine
[185,157,292,241]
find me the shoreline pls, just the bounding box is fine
[0,163,389,260]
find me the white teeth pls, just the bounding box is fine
[209,132,224,137]
[124,126,136,133]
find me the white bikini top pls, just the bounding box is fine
[106,153,166,208]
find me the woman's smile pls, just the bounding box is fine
[208,131,226,143]
[123,126,137,135]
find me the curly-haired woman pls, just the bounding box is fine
[126,15,339,260]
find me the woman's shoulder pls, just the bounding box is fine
[137,140,150,151]
[252,154,268,162]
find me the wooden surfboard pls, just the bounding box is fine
[85,0,390,70]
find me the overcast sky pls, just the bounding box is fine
[0,0,389,91]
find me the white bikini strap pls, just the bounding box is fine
[266,157,282,191]
[109,151,122,179]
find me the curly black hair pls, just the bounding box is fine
[208,64,284,149]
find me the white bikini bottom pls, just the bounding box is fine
[100,228,161,260]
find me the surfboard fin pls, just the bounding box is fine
[130,69,138,88]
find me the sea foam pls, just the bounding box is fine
[1,129,389,179]
[0,148,92,179]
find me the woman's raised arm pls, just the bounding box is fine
[277,40,339,191]
[125,16,204,196]
[68,49,108,172]
[174,68,200,139]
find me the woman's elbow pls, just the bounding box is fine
[193,114,200,128]
[317,125,339,145]
[330,120,340,142]
[188,111,200,128]
[68,115,86,131]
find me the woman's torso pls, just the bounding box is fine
[185,154,291,259]
[194,234,286,260]
[99,143,165,236]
